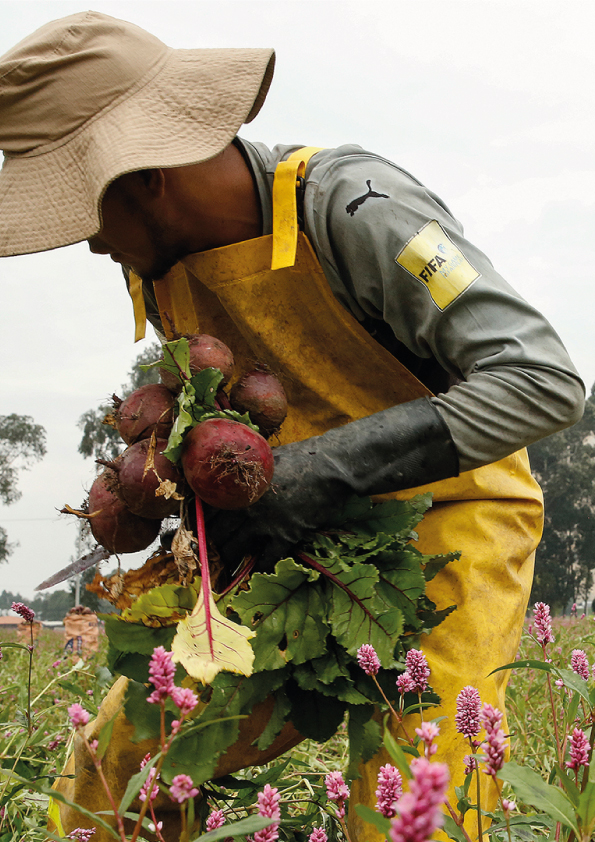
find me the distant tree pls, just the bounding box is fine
[78,342,161,462]
[0,589,28,613]
[528,384,595,613]
[30,589,73,622]
[0,414,47,563]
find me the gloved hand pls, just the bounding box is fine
[206,397,459,571]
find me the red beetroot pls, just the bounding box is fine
[113,384,175,445]
[181,418,274,509]
[160,334,235,393]
[88,471,161,553]
[229,367,288,435]
[103,438,182,519]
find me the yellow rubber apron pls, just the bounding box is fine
[51,148,543,842]
[149,148,543,840]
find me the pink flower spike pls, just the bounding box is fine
[325,771,350,819]
[463,755,477,775]
[566,727,590,771]
[67,703,89,729]
[254,783,281,842]
[146,646,176,704]
[502,799,516,815]
[139,766,160,803]
[396,671,415,695]
[571,650,589,680]
[357,644,381,676]
[480,704,507,777]
[455,686,482,738]
[206,809,226,831]
[533,602,554,645]
[376,764,403,818]
[555,678,565,688]
[171,685,199,715]
[415,721,440,757]
[309,828,328,842]
[11,601,35,623]
[169,773,199,804]
[389,756,449,842]
[67,830,96,841]
[404,649,430,694]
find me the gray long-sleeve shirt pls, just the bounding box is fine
[237,139,584,473]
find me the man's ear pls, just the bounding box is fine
[136,168,166,199]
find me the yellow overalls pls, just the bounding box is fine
[50,148,543,842]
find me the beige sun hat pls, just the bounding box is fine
[0,11,275,257]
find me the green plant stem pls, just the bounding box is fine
[470,737,483,842]
[444,798,474,842]
[542,643,563,764]
[337,811,352,842]
[26,624,33,737]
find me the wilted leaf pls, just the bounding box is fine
[121,582,199,626]
[172,585,256,684]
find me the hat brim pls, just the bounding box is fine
[0,46,275,257]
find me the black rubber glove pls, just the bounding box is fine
[206,397,459,571]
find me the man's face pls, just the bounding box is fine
[87,173,185,283]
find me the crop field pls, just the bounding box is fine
[1,612,594,841]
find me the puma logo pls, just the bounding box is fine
[345,180,389,216]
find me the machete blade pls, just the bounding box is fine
[35,546,111,591]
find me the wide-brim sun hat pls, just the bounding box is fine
[0,11,275,257]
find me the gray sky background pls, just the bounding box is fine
[1,0,594,601]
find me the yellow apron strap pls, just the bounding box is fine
[271,146,324,270]
[128,270,147,342]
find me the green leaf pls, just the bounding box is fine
[97,705,122,761]
[119,752,160,814]
[103,616,176,655]
[442,814,470,842]
[354,803,391,836]
[192,815,274,841]
[347,705,381,780]
[383,726,414,779]
[317,556,404,664]
[498,761,579,833]
[255,691,292,751]
[347,494,432,539]
[122,582,199,624]
[142,336,190,379]
[189,367,224,407]
[29,781,121,840]
[377,547,428,626]
[554,668,592,703]
[124,680,162,743]
[423,551,460,582]
[164,394,195,462]
[231,558,328,671]
[578,780,595,828]
[285,681,345,742]
[488,659,554,676]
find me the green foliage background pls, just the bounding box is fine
[528,382,595,612]
[0,414,46,564]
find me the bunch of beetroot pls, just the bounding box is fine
[65,334,287,556]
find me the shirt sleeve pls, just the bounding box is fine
[303,151,585,472]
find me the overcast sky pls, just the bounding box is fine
[1,0,594,602]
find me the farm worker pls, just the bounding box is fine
[0,12,585,842]
[63,606,100,659]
